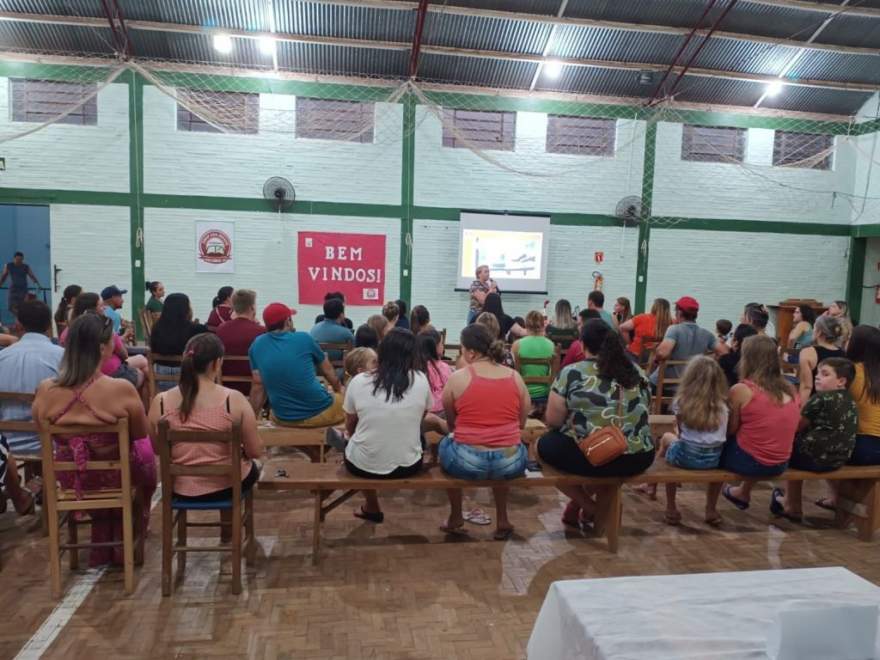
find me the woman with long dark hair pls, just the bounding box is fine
[150,293,208,392]
[482,293,526,341]
[54,284,82,336]
[538,319,655,528]
[343,327,432,522]
[148,333,263,521]
[33,313,156,566]
[846,325,880,464]
[206,286,234,331]
[439,323,531,540]
[410,305,431,335]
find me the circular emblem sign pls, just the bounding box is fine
[198,229,232,264]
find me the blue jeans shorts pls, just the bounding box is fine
[439,435,526,480]
[720,436,787,478]
[154,364,181,392]
[665,441,723,470]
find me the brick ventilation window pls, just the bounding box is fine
[442,109,516,151]
[10,78,98,125]
[773,131,834,170]
[681,124,746,163]
[295,97,375,143]
[546,115,615,156]
[177,90,260,134]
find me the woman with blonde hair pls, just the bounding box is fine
[706,335,800,522]
[825,300,852,348]
[659,356,729,525]
[797,315,845,403]
[546,299,578,349]
[619,297,671,361]
[367,314,389,339]
[472,312,515,369]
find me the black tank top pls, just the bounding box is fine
[811,345,845,394]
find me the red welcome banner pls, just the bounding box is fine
[297,231,386,305]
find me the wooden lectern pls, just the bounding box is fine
[769,299,828,345]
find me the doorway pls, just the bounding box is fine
[0,204,51,327]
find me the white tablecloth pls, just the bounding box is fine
[527,567,880,660]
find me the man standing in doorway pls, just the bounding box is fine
[0,252,41,322]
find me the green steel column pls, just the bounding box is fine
[846,236,867,325]
[634,120,657,314]
[128,69,146,338]
[399,93,416,306]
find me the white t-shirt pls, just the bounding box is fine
[343,370,431,474]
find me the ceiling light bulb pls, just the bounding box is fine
[259,36,276,56]
[766,80,784,97]
[544,60,563,79]
[213,33,233,54]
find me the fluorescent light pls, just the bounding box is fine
[766,80,784,97]
[213,33,233,54]
[259,36,276,56]
[544,60,563,79]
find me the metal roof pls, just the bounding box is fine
[0,0,878,116]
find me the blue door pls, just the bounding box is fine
[0,204,51,327]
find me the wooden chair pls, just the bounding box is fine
[439,328,447,344]
[514,345,561,419]
[138,307,154,338]
[652,359,691,414]
[40,418,144,597]
[157,419,255,596]
[0,391,42,480]
[147,353,183,400]
[442,343,461,366]
[639,336,664,371]
[318,342,352,373]
[219,355,254,390]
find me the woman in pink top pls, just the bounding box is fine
[148,333,263,518]
[706,335,800,522]
[418,328,452,414]
[439,324,530,540]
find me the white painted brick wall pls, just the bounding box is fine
[142,87,402,204]
[861,237,880,327]
[412,218,638,339]
[653,122,854,224]
[647,228,849,332]
[50,204,132,317]
[0,79,129,192]
[143,208,400,327]
[413,108,646,213]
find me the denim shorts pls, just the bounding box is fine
[665,441,723,470]
[154,364,181,392]
[720,436,787,478]
[439,435,526,480]
[849,434,880,466]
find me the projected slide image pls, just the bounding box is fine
[461,228,543,280]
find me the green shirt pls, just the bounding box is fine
[551,359,654,454]
[145,297,163,314]
[798,389,858,469]
[517,335,555,400]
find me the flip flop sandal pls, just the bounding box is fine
[493,527,514,541]
[814,497,837,512]
[463,507,492,526]
[770,488,803,523]
[704,514,723,527]
[722,484,750,511]
[353,507,384,524]
[439,523,468,536]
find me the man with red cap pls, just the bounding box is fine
[248,302,344,426]
[652,295,729,383]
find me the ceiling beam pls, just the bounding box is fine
[0,11,877,94]
[743,0,880,19]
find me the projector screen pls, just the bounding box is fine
[457,212,551,293]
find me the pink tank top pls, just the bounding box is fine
[453,365,522,447]
[737,379,801,465]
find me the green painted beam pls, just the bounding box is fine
[0,187,131,206]
[651,217,851,236]
[852,223,880,237]
[142,193,401,217]
[846,237,867,324]
[634,122,657,314]
[400,94,416,306]
[129,71,146,339]
[0,60,118,82]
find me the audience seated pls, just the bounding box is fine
[33,313,156,566]
[538,319,655,528]
[355,323,380,349]
[483,293,525,342]
[367,314,389,340]
[150,293,208,392]
[343,329,431,522]
[561,309,601,368]
[53,284,81,337]
[719,323,758,387]
[148,332,263,530]
[707,335,800,521]
[410,305,431,335]
[619,297,671,362]
[797,315,845,403]
[418,327,451,417]
[613,296,632,343]
[741,302,775,338]
[344,348,378,381]
[206,286,234,331]
[145,280,165,320]
[845,325,880,466]
[472,312,515,369]
[825,300,852,348]
[381,301,399,328]
[652,296,728,384]
[586,291,615,328]
[658,357,729,525]
[0,300,64,454]
[310,298,354,368]
[0,434,36,515]
[772,357,858,521]
[788,304,816,350]
[715,319,732,345]
[101,285,127,335]
[249,303,343,427]
[394,299,410,329]
[545,299,578,350]
[439,324,530,540]
[215,289,265,397]
[511,311,555,403]
[314,292,354,331]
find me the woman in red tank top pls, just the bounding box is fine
[438,324,530,540]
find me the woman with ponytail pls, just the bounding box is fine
[54,284,82,336]
[144,280,165,320]
[206,286,234,332]
[148,333,263,509]
[538,319,655,528]
[439,323,531,540]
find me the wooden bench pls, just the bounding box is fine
[258,421,329,462]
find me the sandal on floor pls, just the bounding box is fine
[493,527,514,541]
[704,513,723,527]
[814,497,837,512]
[439,522,468,536]
[770,488,803,523]
[354,507,384,524]
[664,510,682,526]
[463,507,492,526]
[722,485,750,511]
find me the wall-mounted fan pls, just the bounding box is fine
[614,195,642,227]
[263,176,296,212]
